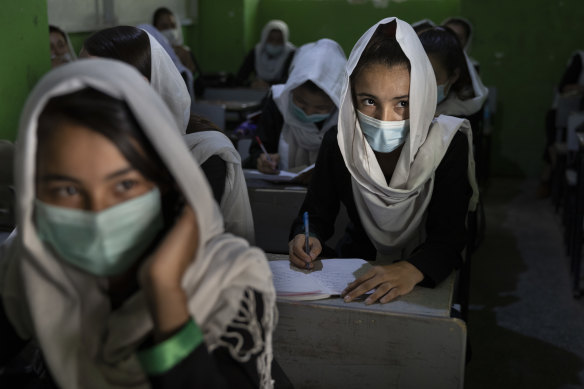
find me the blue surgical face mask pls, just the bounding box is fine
[357,111,410,153]
[265,43,284,57]
[437,83,449,104]
[35,188,164,277]
[290,99,332,123]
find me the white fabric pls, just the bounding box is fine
[271,38,347,170]
[0,59,275,389]
[183,131,255,244]
[139,24,195,105]
[551,50,584,109]
[337,17,479,258]
[435,52,489,116]
[254,20,296,82]
[144,30,191,133]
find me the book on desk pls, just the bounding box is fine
[243,164,314,184]
[269,258,372,300]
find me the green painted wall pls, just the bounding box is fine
[0,1,50,141]
[462,0,584,177]
[256,0,460,55]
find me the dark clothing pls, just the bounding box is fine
[0,290,283,388]
[200,155,227,203]
[289,128,472,287]
[558,53,583,93]
[235,49,295,87]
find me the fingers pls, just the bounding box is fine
[288,235,321,269]
[257,154,279,174]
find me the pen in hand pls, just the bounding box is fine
[255,136,273,163]
[304,212,311,270]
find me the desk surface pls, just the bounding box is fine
[267,253,454,318]
[267,253,465,389]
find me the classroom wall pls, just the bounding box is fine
[0,1,50,141]
[462,0,584,177]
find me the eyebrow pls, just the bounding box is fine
[38,167,136,183]
[356,91,409,100]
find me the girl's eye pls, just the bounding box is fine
[116,179,138,192]
[53,185,79,197]
[398,100,409,108]
[362,98,375,106]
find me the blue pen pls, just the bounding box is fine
[303,212,310,269]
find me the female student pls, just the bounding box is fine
[441,17,480,72]
[419,27,488,117]
[49,25,76,68]
[82,26,254,242]
[288,18,478,304]
[244,38,347,173]
[152,7,197,75]
[236,20,296,88]
[82,26,191,132]
[0,59,276,388]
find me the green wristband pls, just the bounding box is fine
[137,319,204,375]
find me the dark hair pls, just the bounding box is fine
[297,80,329,98]
[442,18,471,43]
[412,21,435,34]
[186,114,224,134]
[37,87,180,224]
[49,25,67,41]
[153,7,173,28]
[351,21,411,84]
[419,27,474,101]
[83,26,152,81]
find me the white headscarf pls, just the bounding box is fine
[435,51,489,117]
[50,26,77,63]
[0,59,275,389]
[272,38,347,170]
[183,130,256,244]
[254,20,296,82]
[337,17,479,258]
[144,30,191,132]
[139,24,195,104]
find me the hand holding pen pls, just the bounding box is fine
[288,211,323,270]
[255,136,280,174]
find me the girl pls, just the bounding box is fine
[49,25,76,68]
[245,38,347,173]
[236,20,296,88]
[152,7,197,75]
[0,59,276,388]
[288,18,478,304]
[81,26,191,132]
[419,27,489,117]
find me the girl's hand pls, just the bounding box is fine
[341,262,424,305]
[288,234,322,269]
[257,153,280,174]
[139,205,199,341]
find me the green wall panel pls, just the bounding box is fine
[0,1,50,141]
[462,0,584,177]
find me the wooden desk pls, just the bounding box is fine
[267,254,466,389]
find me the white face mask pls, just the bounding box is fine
[161,28,181,46]
[357,111,410,153]
[437,83,449,104]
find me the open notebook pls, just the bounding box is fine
[243,164,314,183]
[268,258,372,301]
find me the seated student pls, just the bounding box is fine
[139,23,195,103]
[288,18,479,304]
[441,17,480,72]
[49,25,76,68]
[152,7,197,75]
[419,27,488,118]
[184,115,256,244]
[236,20,296,88]
[244,38,347,173]
[0,59,277,388]
[81,26,191,133]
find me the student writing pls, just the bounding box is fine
[245,38,347,173]
[288,18,479,304]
